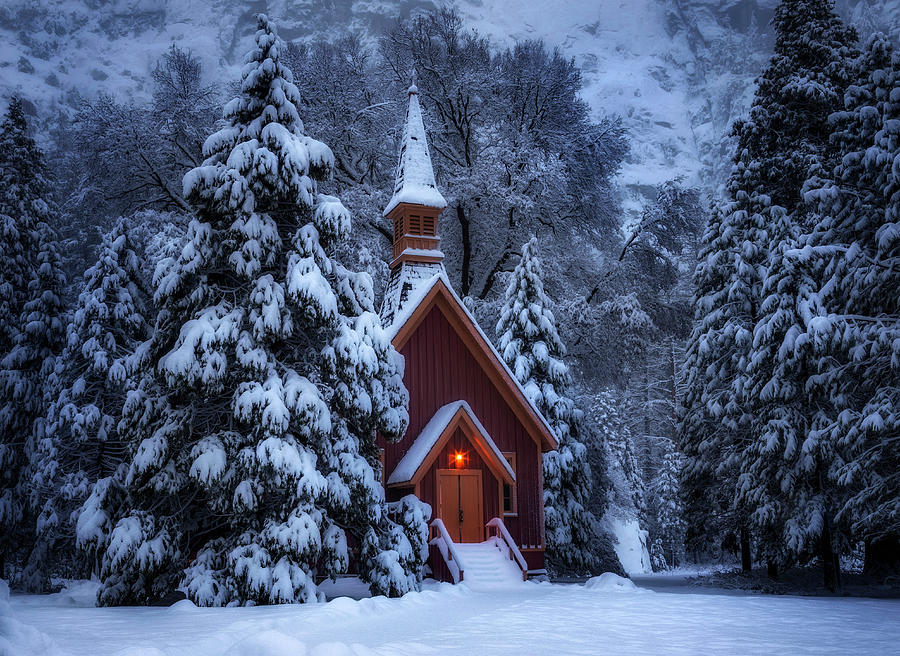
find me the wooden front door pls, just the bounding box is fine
[437,470,483,543]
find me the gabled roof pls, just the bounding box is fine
[387,401,515,487]
[383,83,447,217]
[383,268,559,452]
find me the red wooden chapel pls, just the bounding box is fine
[377,82,558,582]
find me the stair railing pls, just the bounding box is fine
[486,517,528,581]
[429,518,466,583]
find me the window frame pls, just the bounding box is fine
[501,452,518,516]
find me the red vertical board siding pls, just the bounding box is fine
[379,306,545,552]
[428,543,454,582]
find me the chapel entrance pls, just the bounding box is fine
[437,470,483,543]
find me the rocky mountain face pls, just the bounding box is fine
[1,0,897,214]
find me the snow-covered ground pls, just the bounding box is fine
[4,575,899,656]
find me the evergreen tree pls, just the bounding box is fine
[0,98,44,355]
[0,98,66,582]
[801,33,900,580]
[86,15,424,606]
[496,237,602,574]
[652,440,686,569]
[578,389,626,577]
[32,218,152,582]
[737,0,857,588]
[681,0,858,579]
[679,190,769,571]
[605,395,648,529]
[11,234,68,591]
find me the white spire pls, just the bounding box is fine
[383,80,447,217]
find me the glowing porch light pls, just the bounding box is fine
[450,450,468,468]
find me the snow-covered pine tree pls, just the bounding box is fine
[31,218,151,582]
[737,0,858,588]
[496,237,601,574]
[733,0,858,213]
[4,233,66,591]
[89,15,423,606]
[577,389,625,577]
[0,98,43,357]
[652,439,686,569]
[679,189,770,571]
[681,0,858,577]
[604,394,648,531]
[801,33,900,580]
[0,97,67,583]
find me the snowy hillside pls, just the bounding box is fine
[2,1,896,223]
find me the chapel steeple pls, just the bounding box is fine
[383,78,447,270]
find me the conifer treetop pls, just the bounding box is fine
[0,97,49,209]
[735,0,858,210]
[0,96,53,241]
[496,236,569,394]
[184,13,336,219]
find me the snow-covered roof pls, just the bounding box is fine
[383,84,447,217]
[387,400,515,486]
[379,267,559,451]
[379,261,445,330]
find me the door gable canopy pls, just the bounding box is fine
[387,400,515,488]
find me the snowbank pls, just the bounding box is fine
[0,578,66,656]
[42,580,100,607]
[584,573,640,592]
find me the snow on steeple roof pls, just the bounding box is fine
[382,79,447,217]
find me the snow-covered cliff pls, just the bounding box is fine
[0,0,896,214]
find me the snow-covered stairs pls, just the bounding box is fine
[454,539,525,589]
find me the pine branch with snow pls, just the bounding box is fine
[799,33,900,576]
[0,98,67,586]
[497,237,604,575]
[30,217,152,584]
[88,15,418,606]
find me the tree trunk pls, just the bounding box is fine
[821,512,841,593]
[740,526,751,573]
[641,361,652,475]
[478,247,514,300]
[863,534,900,582]
[669,339,678,449]
[368,219,392,244]
[456,203,472,296]
[767,560,778,580]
